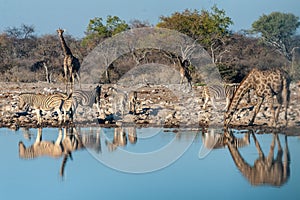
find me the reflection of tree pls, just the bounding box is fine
[18,127,101,178]
[225,129,290,186]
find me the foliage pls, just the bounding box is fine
[0,24,83,82]
[82,16,129,50]
[129,19,152,29]
[157,5,233,49]
[4,24,35,39]
[1,13,300,83]
[251,12,300,61]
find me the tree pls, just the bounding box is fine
[82,16,129,50]
[251,12,300,61]
[157,5,233,63]
[129,19,152,29]
[5,24,35,39]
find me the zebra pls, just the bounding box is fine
[71,85,102,118]
[18,92,72,124]
[202,83,240,111]
[105,86,138,117]
[52,92,74,122]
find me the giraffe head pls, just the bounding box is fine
[57,28,64,35]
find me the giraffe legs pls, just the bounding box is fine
[252,133,264,158]
[249,97,264,126]
[283,135,290,179]
[180,76,184,85]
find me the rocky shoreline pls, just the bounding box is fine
[0,82,299,132]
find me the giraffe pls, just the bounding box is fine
[225,129,290,186]
[179,59,192,88]
[225,68,290,127]
[57,28,81,92]
[128,91,138,114]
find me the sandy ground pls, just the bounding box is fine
[0,82,299,134]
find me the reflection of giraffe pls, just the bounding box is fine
[225,130,290,186]
[57,29,80,91]
[18,128,84,177]
[225,68,290,127]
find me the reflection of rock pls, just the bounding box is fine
[225,129,290,186]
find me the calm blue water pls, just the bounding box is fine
[0,127,299,200]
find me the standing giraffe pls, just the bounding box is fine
[225,68,290,127]
[179,59,192,88]
[57,28,80,91]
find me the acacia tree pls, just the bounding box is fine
[5,24,35,39]
[82,15,129,50]
[157,5,233,63]
[251,12,300,61]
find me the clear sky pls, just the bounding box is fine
[0,0,300,38]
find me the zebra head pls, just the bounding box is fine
[18,95,28,110]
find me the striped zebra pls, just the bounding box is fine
[71,85,101,117]
[53,92,74,122]
[202,83,240,110]
[106,87,138,117]
[18,92,72,124]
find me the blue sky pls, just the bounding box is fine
[0,0,300,38]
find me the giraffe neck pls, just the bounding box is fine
[58,34,72,56]
[227,142,253,183]
[226,71,254,122]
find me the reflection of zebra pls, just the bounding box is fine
[72,85,101,117]
[105,127,137,151]
[18,92,72,124]
[202,83,240,110]
[202,129,250,149]
[18,128,84,177]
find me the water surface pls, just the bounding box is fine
[0,127,299,200]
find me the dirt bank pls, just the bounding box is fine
[0,82,299,131]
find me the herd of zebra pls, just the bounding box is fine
[15,82,241,126]
[16,85,140,125]
[17,85,102,125]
